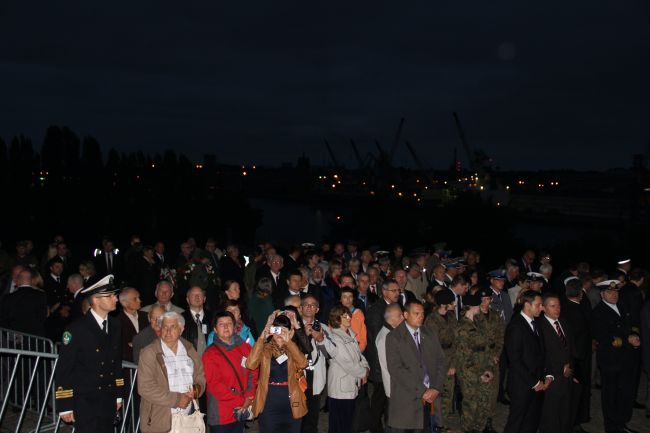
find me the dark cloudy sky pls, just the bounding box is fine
[1,1,648,170]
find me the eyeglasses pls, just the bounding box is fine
[302,304,318,308]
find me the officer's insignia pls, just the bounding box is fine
[612,337,623,348]
[62,331,72,345]
[609,281,617,290]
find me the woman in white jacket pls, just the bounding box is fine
[326,304,370,433]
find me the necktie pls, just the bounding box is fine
[107,253,113,273]
[195,313,206,355]
[360,294,367,307]
[55,276,60,284]
[413,331,430,387]
[554,320,567,346]
[531,320,538,336]
[370,285,376,294]
[455,294,461,320]
[102,320,107,334]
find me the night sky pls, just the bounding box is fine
[1,1,648,170]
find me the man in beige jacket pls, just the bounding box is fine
[137,311,205,433]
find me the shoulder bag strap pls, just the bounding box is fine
[214,345,246,396]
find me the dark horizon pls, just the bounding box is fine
[1,1,649,171]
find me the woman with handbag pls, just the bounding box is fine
[326,304,370,433]
[137,311,206,433]
[203,311,257,433]
[246,312,309,433]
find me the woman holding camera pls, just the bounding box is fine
[246,312,308,433]
[327,304,370,433]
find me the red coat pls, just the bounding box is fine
[202,339,257,426]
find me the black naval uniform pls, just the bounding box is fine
[55,311,125,433]
[592,299,639,433]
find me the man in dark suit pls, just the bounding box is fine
[256,254,285,308]
[561,278,593,432]
[94,239,122,281]
[284,245,302,273]
[181,286,212,357]
[366,280,401,433]
[0,268,48,337]
[273,269,306,308]
[153,241,168,268]
[592,280,640,433]
[132,305,165,365]
[503,290,552,433]
[55,275,125,433]
[386,300,446,433]
[394,270,417,308]
[355,272,378,313]
[641,299,650,419]
[43,257,66,309]
[134,246,160,306]
[538,293,575,433]
[117,287,148,362]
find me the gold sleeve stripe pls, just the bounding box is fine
[55,391,74,399]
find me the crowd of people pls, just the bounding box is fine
[0,235,648,433]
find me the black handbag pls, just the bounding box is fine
[352,383,371,432]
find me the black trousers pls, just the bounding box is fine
[503,384,543,433]
[600,368,635,432]
[209,421,245,433]
[301,386,321,433]
[369,380,387,433]
[572,358,591,425]
[498,348,509,399]
[73,393,115,433]
[328,397,356,433]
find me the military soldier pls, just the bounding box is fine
[592,280,641,433]
[455,294,496,433]
[424,289,458,430]
[475,288,504,433]
[55,275,125,433]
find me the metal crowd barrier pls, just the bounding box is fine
[0,347,140,433]
[0,328,57,354]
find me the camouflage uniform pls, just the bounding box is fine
[425,310,456,425]
[455,316,495,432]
[476,308,505,417]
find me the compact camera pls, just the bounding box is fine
[270,326,283,335]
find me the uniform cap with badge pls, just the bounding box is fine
[596,280,621,291]
[487,269,506,280]
[526,272,547,283]
[80,274,120,296]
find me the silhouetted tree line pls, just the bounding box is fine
[0,126,261,250]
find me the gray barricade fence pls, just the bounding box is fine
[0,345,139,433]
[0,328,57,354]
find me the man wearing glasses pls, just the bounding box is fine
[366,280,401,433]
[55,275,125,433]
[300,294,335,433]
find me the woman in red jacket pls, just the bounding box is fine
[203,311,258,433]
